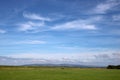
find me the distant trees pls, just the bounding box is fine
[107,65,120,69]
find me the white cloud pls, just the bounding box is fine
[21,12,103,32]
[16,40,46,44]
[92,53,120,65]
[18,16,100,32]
[93,0,120,14]
[18,21,44,32]
[52,21,96,30]
[7,53,95,61]
[113,14,120,21]
[5,52,120,66]
[0,29,6,34]
[23,12,51,21]
[51,19,97,30]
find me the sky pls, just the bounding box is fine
[0,0,120,66]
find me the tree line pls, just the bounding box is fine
[107,65,120,69]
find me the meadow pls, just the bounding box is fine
[0,66,120,80]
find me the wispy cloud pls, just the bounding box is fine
[2,52,120,66]
[18,15,102,32]
[17,12,53,32]
[93,53,120,65]
[0,29,6,34]
[23,12,51,21]
[51,20,96,30]
[18,21,45,32]
[51,16,102,31]
[92,0,120,14]
[113,14,120,21]
[16,40,46,44]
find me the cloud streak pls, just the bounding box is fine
[23,12,51,21]
[18,13,102,32]
[18,21,45,32]
[51,20,97,30]
[113,14,120,21]
[51,16,102,31]
[1,52,120,66]
[16,40,46,44]
[92,0,120,14]
[0,29,6,34]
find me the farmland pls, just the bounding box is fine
[0,66,120,80]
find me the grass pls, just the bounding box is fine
[0,66,120,80]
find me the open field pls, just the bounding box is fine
[0,66,120,80]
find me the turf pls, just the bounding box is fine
[0,67,120,80]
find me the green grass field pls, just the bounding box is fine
[0,66,120,80]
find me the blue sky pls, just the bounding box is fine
[0,0,120,66]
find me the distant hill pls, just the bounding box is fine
[22,63,103,68]
[0,56,105,68]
